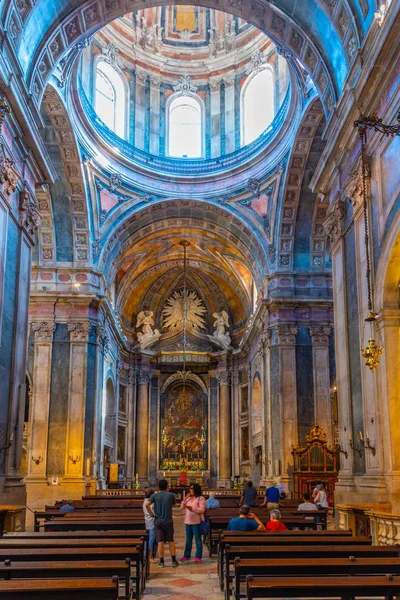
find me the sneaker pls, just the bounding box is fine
[194,558,202,563]
[158,559,165,568]
[172,559,179,568]
[180,556,188,562]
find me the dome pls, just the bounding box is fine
[74,6,291,175]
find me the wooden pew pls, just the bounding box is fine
[234,557,400,600]
[246,574,400,600]
[217,533,369,588]
[3,530,146,539]
[218,532,372,591]
[224,544,399,594]
[42,519,146,532]
[0,546,142,599]
[0,577,119,599]
[0,559,131,598]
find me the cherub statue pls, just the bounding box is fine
[135,310,160,350]
[210,311,232,350]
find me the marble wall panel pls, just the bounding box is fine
[296,328,315,443]
[0,218,18,475]
[47,324,70,476]
[344,222,365,475]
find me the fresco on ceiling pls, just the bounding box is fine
[160,381,208,467]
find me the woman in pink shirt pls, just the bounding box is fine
[180,483,206,562]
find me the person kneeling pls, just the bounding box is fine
[266,509,286,531]
[227,505,265,531]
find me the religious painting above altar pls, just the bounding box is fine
[160,381,208,470]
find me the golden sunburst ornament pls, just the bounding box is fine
[162,289,206,331]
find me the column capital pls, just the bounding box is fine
[275,325,298,345]
[323,194,345,251]
[137,371,150,385]
[31,321,56,343]
[209,77,221,91]
[309,326,331,346]
[67,322,91,343]
[342,155,371,219]
[217,372,230,386]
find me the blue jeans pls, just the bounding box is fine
[184,523,202,559]
[148,527,156,556]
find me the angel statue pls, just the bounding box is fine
[135,310,160,350]
[210,311,232,350]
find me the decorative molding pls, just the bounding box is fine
[323,195,345,250]
[343,155,371,215]
[246,49,267,75]
[68,322,91,342]
[102,42,120,68]
[19,189,41,235]
[0,155,19,196]
[31,321,56,343]
[173,75,197,96]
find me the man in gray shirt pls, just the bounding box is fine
[146,479,178,568]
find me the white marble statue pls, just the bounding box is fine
[210,310,232,350]
[135,310,160,349]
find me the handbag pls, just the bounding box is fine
[198,498,210,536]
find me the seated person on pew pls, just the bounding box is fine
[206,492,220,509]
[59,500,75,513]
[266,508,286,531]
[297,492,318,511]
[227,505,265,531]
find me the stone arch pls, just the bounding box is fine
[41,86,91,265]
[162,372,207,394]
[276,98,325,270]
[9,0,356,116]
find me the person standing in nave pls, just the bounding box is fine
[259,480,280,509]
[146,479,179,568]
[180,483,206,562]
[240,480,258,507]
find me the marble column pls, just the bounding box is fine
[218,373,232,487]
[323,196,354,497]
[209,78,221,158]
[125,367,136,487]
[275,325,298,492]
[149,76,161,155]
[134,69,147,151]
[135,372,150,484]
[26,321,55,480]
[93,325,108,483]
[310,326,333,444]
[262,329,273,483]
[64,322,91,482]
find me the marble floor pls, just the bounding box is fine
[144,510,223,600]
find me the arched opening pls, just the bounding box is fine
[168,95,203,158]
[242,68,274,145]
[95,61,126,138]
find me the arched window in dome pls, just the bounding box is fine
[95,61,126,138]
[168,96,203,158]
[242,68,274,145]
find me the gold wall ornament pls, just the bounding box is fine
[361,338,384,372]
[353,109,400,371]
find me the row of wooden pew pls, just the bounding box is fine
[215,528,400,600]
[0,495,149,599]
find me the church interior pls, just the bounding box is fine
[0,0,400,595]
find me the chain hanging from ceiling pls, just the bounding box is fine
[354,109,400,371]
